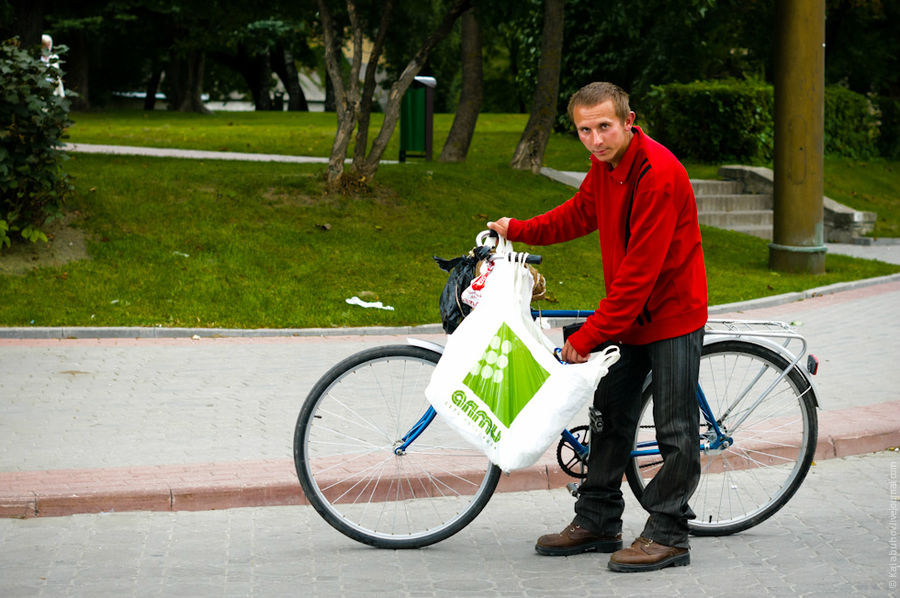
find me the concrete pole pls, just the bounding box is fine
[770,0,827,273]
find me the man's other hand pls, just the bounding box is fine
[561,340,588,364]
[487,218,511,239]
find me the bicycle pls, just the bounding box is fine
[293,235,820,548]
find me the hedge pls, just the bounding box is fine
[639,80,887,163]
[639,80,774,163]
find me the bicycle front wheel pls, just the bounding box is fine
[626,340,818,536]
[293,344,501,548]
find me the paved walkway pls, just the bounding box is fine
[1,143,899,519]
[0,144,898,594]
[1,451,896,596]
[62,143,400,164]
[1,276,899,518]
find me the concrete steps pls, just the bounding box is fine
[692,179,774,240]
[542,165,874,243]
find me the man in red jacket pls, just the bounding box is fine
[488,82,707,572]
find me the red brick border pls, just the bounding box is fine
[2,400,898,519]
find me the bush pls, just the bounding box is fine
[639,80,775,163]
[874,95,900,159]
[823,86,878,159]
[0,37,72,251]
[639,80,886,163]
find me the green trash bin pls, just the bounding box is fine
[399,76,436,162]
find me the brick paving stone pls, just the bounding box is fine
[0,450,896,597]
[1,281,899,475]
[1,279,900,520]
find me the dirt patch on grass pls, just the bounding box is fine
[262,187,321,207]
[0,212,90,275]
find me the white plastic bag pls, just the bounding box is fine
[425,240,619,472]
[460,260,493,308]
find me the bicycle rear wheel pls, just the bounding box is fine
[293,344,501,548]
[626,340,818,536]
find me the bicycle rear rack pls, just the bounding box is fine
[704,319,811,373]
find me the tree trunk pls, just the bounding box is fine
[317,0,364,186]
[353,0,395,165]
[318,0,470,189]
[270,46,309,111]
[355,0,472,181]
[439,8,483,163]
[247,53,273,111]
[144,65,163,110]
[167,49,210,113]
[324,70,336,112]
[64,30,91,110]
[214,49,273,111]
[510,0,564,173]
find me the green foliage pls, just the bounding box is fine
[641,79,774,163]
[823,86,878,159]
[0,37,72,252]
[553,0,775,131]
[824,0,900,97]
[641,80,888,162]
[874,95,900,160]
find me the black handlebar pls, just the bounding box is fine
[485,229,542,265]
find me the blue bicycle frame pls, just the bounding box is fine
[397,306,730,463]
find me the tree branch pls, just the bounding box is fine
[362,0,473,173]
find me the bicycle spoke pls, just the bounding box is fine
[294,345,500,548]
[627,340,817,536]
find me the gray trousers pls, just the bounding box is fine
[573,327,703,549]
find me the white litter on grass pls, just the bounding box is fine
[345,296,395,311]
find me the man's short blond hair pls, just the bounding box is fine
[567,82,631,125]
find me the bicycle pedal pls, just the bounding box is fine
[566,482,580,497]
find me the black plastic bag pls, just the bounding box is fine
[433,245,493,334]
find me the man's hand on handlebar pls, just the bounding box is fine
[560,341,588,364]
[487,218,511,239]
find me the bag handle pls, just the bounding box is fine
[476,229,512,256]
[476,230,542,265]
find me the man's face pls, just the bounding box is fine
[573,100,635,168]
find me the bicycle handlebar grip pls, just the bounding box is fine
[482,228,541,264]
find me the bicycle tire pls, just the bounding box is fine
[625,340,818,536]
[293,344,501,548]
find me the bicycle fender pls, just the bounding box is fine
[406,337,445,355]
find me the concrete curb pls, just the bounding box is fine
[3,399,898,519]
[707,272,900,314]
[3,273,899,339]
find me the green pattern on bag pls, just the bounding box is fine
[463,322,550,427]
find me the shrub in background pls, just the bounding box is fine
[874,95,900,159]
[823,86,878,159]
[0,37,72,252]
[640,80,886,163]
[639,79,774,163]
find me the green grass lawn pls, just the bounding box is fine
[66,110,897,225]
[822,156,900,238]
[0,110,896,329]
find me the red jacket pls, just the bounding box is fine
[507,127,708,354]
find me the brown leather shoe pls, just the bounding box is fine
[535,522,623,556]
[608,536,690,572]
